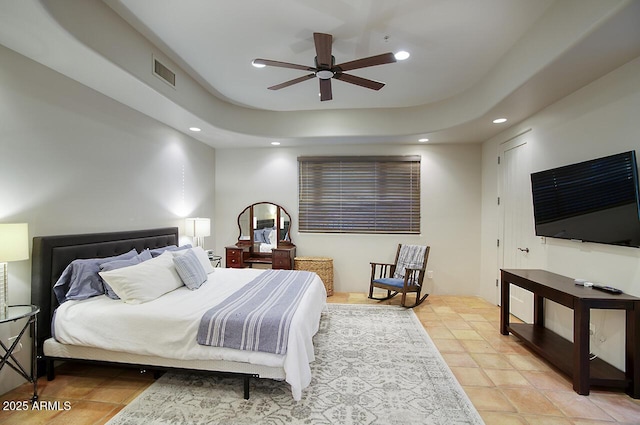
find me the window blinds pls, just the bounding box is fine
[298,156,421,233]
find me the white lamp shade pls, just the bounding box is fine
[185,218,210,238]
[0,223,29,262]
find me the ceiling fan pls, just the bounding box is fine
[253,32,397,101]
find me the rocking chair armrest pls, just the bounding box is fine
[370,262,397,280]
[402,267,426,287]
[404,267,425,273]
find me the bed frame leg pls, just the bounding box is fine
[46,359,55,381]
[243,376,250,399]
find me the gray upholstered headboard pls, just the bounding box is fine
[31,227,179,353]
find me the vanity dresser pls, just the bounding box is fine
[226,202,296,269]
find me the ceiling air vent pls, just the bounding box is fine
[153,56,176,87]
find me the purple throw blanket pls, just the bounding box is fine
[197,270,315,354]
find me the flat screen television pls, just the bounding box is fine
[530,151,640,248]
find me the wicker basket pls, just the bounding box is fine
[294,257,333,296]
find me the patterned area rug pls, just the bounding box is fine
[107,304,484,425]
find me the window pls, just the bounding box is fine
[298,156,420,234]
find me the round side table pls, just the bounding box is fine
[1,304,39,402]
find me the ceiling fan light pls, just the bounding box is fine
[394,51,410,61]
[251,60,266,68]
[316,69,334,79]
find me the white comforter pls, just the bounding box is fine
[53,268,327,400]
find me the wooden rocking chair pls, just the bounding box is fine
[368,244,431,308]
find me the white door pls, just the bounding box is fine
[498,131,535,323]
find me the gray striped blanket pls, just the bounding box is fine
[393,244,427,282]
[197,270,315,354]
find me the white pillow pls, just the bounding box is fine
[173,246,215,274]
[99,251,184,304]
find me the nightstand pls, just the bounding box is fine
[209,255,222,268]
[1,304,39,402]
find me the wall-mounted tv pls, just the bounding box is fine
[530,151,640,248]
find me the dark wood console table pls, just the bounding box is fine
[500,269,640,398]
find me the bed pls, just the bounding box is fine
[31,227,327,400]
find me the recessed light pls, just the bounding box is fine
[271,141,281,146]
[252,60,266,68]
[395,51,410,61]
[418,138,429,143]
[492,118,507,124]
[189,127,201,132]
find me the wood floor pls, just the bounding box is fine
[2,293,640,424]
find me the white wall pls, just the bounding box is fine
[0,45,216,394]
[215,143,482,296]
[480,56,640,370]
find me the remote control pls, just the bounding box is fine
[592,284,623,294]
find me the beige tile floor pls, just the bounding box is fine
[2,293,640,424]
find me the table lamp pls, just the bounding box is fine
[185,217,210,247]
[0,223,29,319]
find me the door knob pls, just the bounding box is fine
[518,247,530,253]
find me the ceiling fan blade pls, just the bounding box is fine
[334,73,385,90]
[319,78,332,101]
[314,33,333,67]
[335,52,397,72]
[268,73,316,90]
[253,59,315,72]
